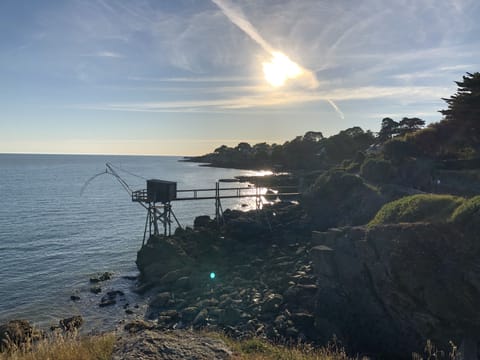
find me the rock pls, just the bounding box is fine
[124,320,155,333]
[150,292,171,308]
[158,269,188,286]
[181,307,199,322]
[311,223,480,357]
[174,276,191,290]
[90,272,113,283]
[70,295,81,301]
[192,309,208,326]
[285,327,299,338]
[262,294,283,313]
[90,286,101,294]
[219,306,242,326]
[112,329,232,360]
[194,215,212,229]
[0,320,34,352]
[100,290,124,307]
[59,316,83,331]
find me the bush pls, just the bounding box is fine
[450,195,480,224]
[360,158,394,183]
[304,170,386,230]
[383,138,418,162]
[369,194,464,226]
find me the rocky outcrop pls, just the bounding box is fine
[311,223,480,358]
[136,203,318,342]
[113,324,232,360]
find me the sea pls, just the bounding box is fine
[0,154,264,332]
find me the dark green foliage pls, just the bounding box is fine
[304,170,386,230]
[440,72,480,123]
[378,117,399,142]
[360,158,394,183]
[450,195,480,224]
[322,127,375,164]
[398,117,426,135]
[369,194,464,226]
[188,128,374,171]
[383,138,418,163]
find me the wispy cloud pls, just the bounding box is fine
[81,51,124,58]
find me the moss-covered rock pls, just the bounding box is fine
[450,195,480,224]
[368,194,464,226]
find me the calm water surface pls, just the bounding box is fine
[0,154,260,330]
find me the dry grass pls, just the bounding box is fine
[0,331,115,360]
[218,335,365,360]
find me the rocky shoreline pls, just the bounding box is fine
[133,196,480,359]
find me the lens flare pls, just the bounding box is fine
[262,52,303,87]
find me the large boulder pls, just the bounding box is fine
[112,329,232,360]
[311,223,480,357]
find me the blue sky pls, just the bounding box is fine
[1,0,479,155]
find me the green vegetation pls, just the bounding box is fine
[0,333,114,360]
[304,170,385,230]
[368,194,464,226]
[360,158,394,183]
[450,195,480,224]
[188,127,375,170]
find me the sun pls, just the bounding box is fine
[262,52,303,87]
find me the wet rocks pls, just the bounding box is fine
[99,290,125,307]
[90,286,102,294]
[90,272,113,283]
[53,316,84,332]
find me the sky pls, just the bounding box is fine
[1,0,479,156]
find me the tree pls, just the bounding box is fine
[303,131,324,142]
[439,72,480,147]
[398,117,425,135]
[440,72,480,122]
[378,117,399,142]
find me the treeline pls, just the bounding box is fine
[188,127,375,170]
[188,72,480,171]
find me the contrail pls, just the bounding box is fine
[211,0,343,118]
[326,99,345,119]
[211,0,274,55]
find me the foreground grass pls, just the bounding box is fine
[0,333,115,360]
[0,331,356,360]
[218,335,359,360]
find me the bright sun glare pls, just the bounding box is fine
[262,52,303,87]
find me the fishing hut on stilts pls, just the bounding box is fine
[93,163,300,245]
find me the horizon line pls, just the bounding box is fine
[0,151,196,157]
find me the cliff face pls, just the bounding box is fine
[311,223,480,357]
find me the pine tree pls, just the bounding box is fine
[440,72,480,121]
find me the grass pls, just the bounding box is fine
[450,195,480,224]
[0,332,115,360]
[217,335,362,360]
[368,194,464,226]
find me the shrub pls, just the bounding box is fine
[450,195,480,224]
[383,138,418,162]
[369,194,464,226]
[360,158,394,183]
